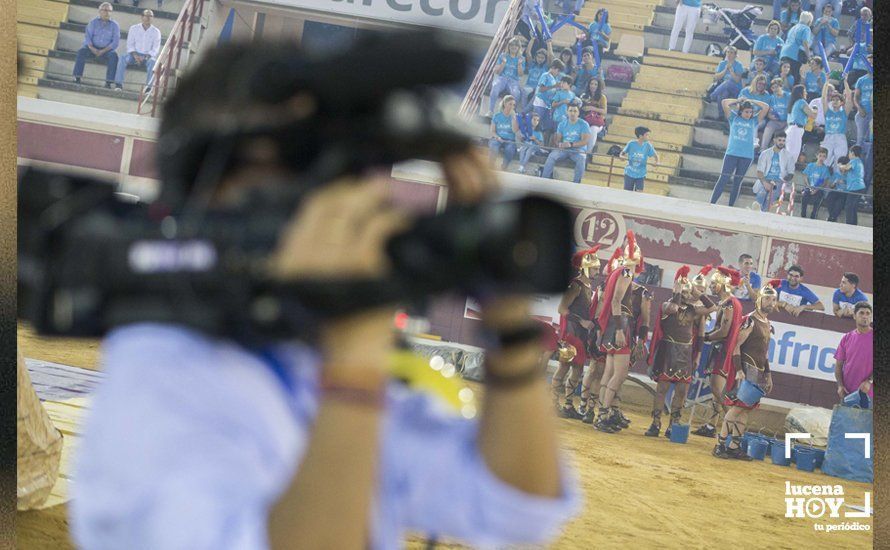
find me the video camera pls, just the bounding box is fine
[18,32,574,343]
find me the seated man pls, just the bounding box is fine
[541,102,590,184]
[114,9,162,91]
[73,2,120,88]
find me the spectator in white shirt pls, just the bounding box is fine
[752,131,795,211]
[113,9,161,91]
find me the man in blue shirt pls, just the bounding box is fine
[620,125,659,192]
[836,145,866,225]
[853,65,873,146]
[541,103,591,183]
[70,39,580,550]
[833,272,869,318]
[777,265,825,316]
[733,253,763,301]
[800,147,831,218]
[532,59,565,132]
[73,2,121,88]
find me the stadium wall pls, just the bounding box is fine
[16,98,872,408]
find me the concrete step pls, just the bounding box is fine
[37,77,147,113]
[19,0,70,19]
[580,0,659,12]
[20,53,49,73]
[45,50,158,89]
[18,83,40,98]
[631,75,710,97]
[17,11,63,28]
[624,88,703,111]
[637,64,714,86]
[609,114,694,138]
[577,12,653,29]
[645,47,721,66]
[616,102,700,125]
[642,53,718,74]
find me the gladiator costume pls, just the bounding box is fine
[693,266,743,438]
[645,266,715,437]
[714,280,781,460]
[552,246,601,418]
[593,231,650,433]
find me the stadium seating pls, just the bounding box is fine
[17,0,192,113]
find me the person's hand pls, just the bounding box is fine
[579,319,593,330]
[763,373,773,394]
[838,384,848,401]
[440,148,497,205]
[134,53,143,63]
[615,330,627,349]
[789,305,804,317]
[89,45,99,57]
[268,176,410,282]
[735,370,746,382]
[859,379,872,395]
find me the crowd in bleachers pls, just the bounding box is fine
[484,0,873,225]
[72,2,163,93]
[704,0,872,223]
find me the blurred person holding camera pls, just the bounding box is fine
[68,37,580,549]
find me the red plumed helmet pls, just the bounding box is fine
[716,266,742,287]
[768,279,782,289]
[674,265,691,281]
[698,264,714,276]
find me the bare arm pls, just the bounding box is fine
[558,283,581,316]
[721,98,736,119]
[705,304,733,341]
[478,298,561,498]
[835,356,846,398]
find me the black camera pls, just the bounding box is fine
[18,32,575,343]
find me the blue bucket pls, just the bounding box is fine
[843,390,871,409]
[796,445,826,468]
[747,438,768,460]
[771,443,791,466]
[796,449,817,472]
[791,445,799,463]
[669,424,690,444]
[736,380,766,407]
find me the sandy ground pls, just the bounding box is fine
[18,323,873,549]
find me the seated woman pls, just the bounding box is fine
[517,112,546,174]
[708,47,746,119]
[579,77,608,153]
[752,20,784,75]
[488,95,520,170]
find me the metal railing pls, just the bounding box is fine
[137,0,205,116]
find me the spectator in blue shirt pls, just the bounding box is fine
[585,8,612,58]
[753,21,785,75]
[833,272,869,318]
[812,3,840,57]
[73,2,121,88]
[835,145,865,225]
[819,82,853,169]
[620,126,660,192]
[733,253,763,301]
[778,264,825,316]
[532,59,565,132]
[853,65,873,146]
[489,95,520,170]
[777,60,796,93]
[779,11,813,78]
[844,7,873,88]
[825,158,848,222]
[541,103,591,183]
[708,46,746,118]
[745,57,772,87]
[785,84,815,166]
[550,77,576,128]
[489,37,526,116]
[517,112,545,174]
[800,147,831,218]
[762,78,789,153]
[710,98,770,206]
[801,57,826,100]
[780,0,803,34]
[522,41,553,112]
[572,48,599,96]
[773,0,811,22]
[739,74,772,146]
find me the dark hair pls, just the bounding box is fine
[551,59,566,71]
[559,47,574,72]
[810,57,823,68]
[837,155,850,165]
[561,75,575,84]
[533,48,548,64]
[787,84,806,116]
[849,145,862,158]
[774,130,786,139]
[738,99,754,113]
[854,301,872,314]
[582,46,595,56]
[634,126,650,138]
[739,253,754,262]
[843,272,860,286]
[787,265,804,276]
[587,76,604,103]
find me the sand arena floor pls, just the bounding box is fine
[18,325,873,549]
